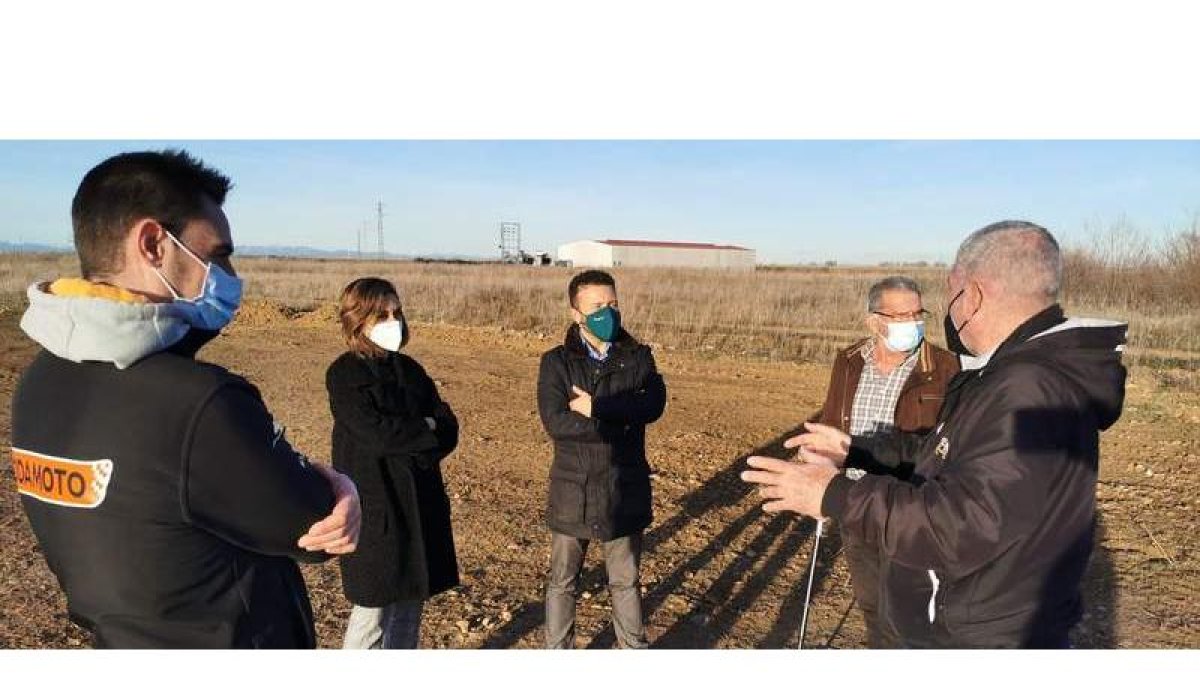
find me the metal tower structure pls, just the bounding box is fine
[357,219,370,259]
[499,221,522,262]
[376,201,386,258]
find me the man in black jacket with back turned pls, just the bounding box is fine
[744,221,1128,648]
[11,150,361,648]
[537,270,667,649]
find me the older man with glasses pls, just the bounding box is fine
[749,222,1129,648]
[808,275,959,647]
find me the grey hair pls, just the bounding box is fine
[867,276,922,313]
[954,220,1062,301]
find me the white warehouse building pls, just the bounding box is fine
[556,239,756,269]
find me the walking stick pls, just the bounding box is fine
[797,517,825,650]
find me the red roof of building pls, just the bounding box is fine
[596,239,751,251]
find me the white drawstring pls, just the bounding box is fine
[927,570,940,623]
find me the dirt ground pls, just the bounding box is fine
[1,305,1198,649]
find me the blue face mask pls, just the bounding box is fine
[584,306,621,343]
[884,320,925,353]
[152,229,244,331]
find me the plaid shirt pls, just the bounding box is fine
[848,340,920,437]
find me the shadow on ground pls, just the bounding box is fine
[481,423,1122,650]
[481,425,851,649]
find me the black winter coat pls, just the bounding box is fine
[537,325,667,541]
[823,305,1128,648]
[13,343,334,648]
[326,351,460,607]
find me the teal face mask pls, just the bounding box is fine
[584,306,621,342]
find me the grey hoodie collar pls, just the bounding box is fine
[20,281,195,370]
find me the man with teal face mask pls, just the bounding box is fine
[808,275,959,647]
[12,150,361,648]
[536,270,667,649]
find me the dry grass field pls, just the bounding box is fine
[4,225,1198,367]
[1,243,1198,649]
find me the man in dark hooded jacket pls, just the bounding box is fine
[537,270,667,649]
[744,220,1127,648]
[11,150,361,648]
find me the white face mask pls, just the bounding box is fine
[884,320,925,353]
[368,319,404,352]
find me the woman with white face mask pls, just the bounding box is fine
[325,277,460,649]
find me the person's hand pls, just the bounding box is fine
[741,455,838,519]
[569,386,593,418]
[783,422,851,468]
[297,463,361,555]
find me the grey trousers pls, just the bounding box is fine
[342,600,424,649]
[545,531,649,649]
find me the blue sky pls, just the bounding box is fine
[0,140,1196,264]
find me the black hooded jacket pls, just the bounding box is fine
[12,336,335,648]
[537,325,667,541]
[822,305,1128,648]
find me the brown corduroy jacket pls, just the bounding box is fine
[812,338,960,434]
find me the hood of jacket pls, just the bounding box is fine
[1025,317,1128,430]
[19,279,198,370]
[986,307,1128,432]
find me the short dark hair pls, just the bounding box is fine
[71,149,233,278]
[567,270,616,308]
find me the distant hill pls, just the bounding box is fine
[0,241,487,261]
[236,246,489,261]
[0,242,72,254]
[236,245,377,259]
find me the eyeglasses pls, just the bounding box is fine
[872,309,931,322]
